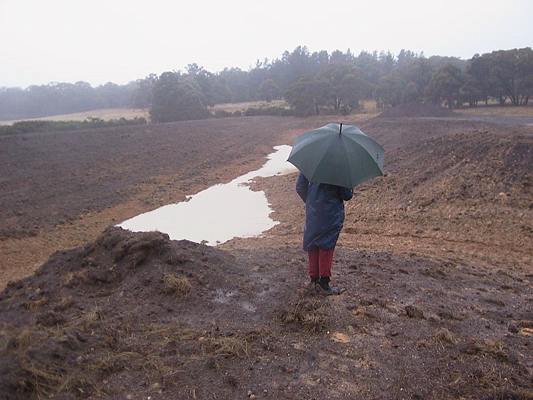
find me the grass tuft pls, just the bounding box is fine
[433,328,457,344]
[201,334,250,358]
[162,273,191,298]
[278,297,328,333]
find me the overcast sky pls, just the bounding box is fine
[1,0,532,88]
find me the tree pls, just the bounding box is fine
[132,74,158,108]
[217,68,250,102]
[487,48,533,105]
[259,79,280,102]
[318,65,369,113]
[285,77,328,116]
[426,64,465,108]
[375,73,406,108]
[465,54,492,105]
[186,64,215,106]
[150,72,209,123]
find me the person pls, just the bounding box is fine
[296,173,353,295]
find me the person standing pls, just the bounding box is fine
[296,172,353,295]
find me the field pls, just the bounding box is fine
[0,111,532,399]
[458,104,533,117]
[210,100,289,113]
[0,108,149,125]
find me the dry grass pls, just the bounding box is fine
[458,104,533,117]
[23,296,48,311]
[433,328,457,345]
[54,296,75,312]
[63,270,88,287]
[360,99,379,114]
[0,108,149,125]
[209,100,287,113]
[201,334,250,358]
[162,273,191,298]
[3,327,96,398]
[460,339,509,362]
[70,307,102,330]
[279,296,329,333]
[140,322,198,351]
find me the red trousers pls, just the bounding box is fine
[308,247,335,278]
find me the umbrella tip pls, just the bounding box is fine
[339,123,343,135]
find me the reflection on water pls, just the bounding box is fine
[119,145,296,245]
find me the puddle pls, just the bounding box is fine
[119,145,296,245]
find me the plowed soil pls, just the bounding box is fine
[0,116,340,286]
[1,114,532,399]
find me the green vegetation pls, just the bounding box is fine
[0,82,136,120]
[1,46,532,122]
[149,72,209,123]
[0,117,147,135]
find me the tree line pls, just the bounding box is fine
[1,47,531,121]
[0,82,137,120]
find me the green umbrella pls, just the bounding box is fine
[288,123,384,188]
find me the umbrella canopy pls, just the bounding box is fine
[288,123,384,188]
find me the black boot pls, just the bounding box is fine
[307,277,319,293]
[318,276,344,295]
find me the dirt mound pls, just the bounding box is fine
[379,103,456,118]
[1,227,532,399]
[0,227,285,399]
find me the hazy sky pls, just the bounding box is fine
[1,0,532,88]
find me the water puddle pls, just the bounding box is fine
[119,145,296,245]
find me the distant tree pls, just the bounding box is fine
[131,74,157,108]
[465,54,491,105]
[375,73,406,108]
[210,78,233,104]
[186,64,215,106]
[460,74,485,107]
[318,64,369,113]
[374,57,434,108]
[285,77,328,116]
[486,48,533,105]
[259,79,280,102]
[426,64,465,108]
[355,51,381,85]
[397,49,418,68]
[3,45,533,121]
[150,72,209,123]
[218,68,251,102]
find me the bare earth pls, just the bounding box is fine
[0,113,532,399]
[0,116,342,287]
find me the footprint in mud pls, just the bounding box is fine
[240,301,257,313]
[213,288,238,304]
[212,288,257,313]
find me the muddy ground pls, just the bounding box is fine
[0,115,340,286]
[0,112,532,399]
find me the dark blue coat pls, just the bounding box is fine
[296,173,353,251]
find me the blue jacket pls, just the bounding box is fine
[296,173,353,251]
